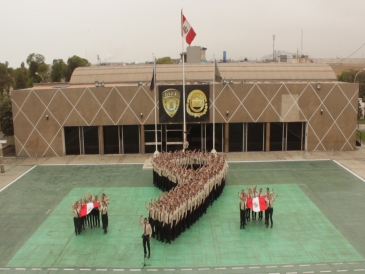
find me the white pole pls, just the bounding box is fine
[212,57,216,154]
[182,10,187,153]
[153,56,159,156]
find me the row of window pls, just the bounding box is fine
[64,122,305,155]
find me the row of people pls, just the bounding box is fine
[148,150,228,243]
[238,186,278,229]
[71,193,109,235]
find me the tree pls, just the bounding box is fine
[65,55,89,82]
[156,57,174,64]
[0,63,13,95]
[0,94,13,137]
[337,69,365,99]
[51,59,67,82]
[26,53,46,84]
[13,67,29,90]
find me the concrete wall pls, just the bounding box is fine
[11,82,358,156]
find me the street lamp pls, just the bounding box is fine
[35,72,44,83]
[354,68,365,83]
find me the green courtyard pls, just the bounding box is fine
[0,161,364,269]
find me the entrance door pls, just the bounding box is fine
[187,124,202,151]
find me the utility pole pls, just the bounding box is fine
[273,35,276,62]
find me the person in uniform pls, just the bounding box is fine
[99,200,108,234]
[139,215,152,258]
[266,193,278,228]
[72,202,81,236]
[258,188,263,221]
[239,192,246,229]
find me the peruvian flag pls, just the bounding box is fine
[247,197,267,212]
[181,11,196,45]
[80,202,100,217]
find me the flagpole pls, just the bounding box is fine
[212,56,216,154]
[182,9,187,153]
[153,55,159,156]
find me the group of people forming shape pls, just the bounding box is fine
[238,185,278,229]
[71,193,110,235]
[146,150,229,247]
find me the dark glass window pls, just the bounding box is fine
[83,126,99,154]
[229,123,243,152]
[287,122,303,151]
[103,126,119,154]
[247,123,264,151]
[123,125,140,154]
[270,122,283,151]
[64,127,80,155]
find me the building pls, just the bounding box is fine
[11,63,358,157]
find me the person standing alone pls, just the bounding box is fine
[140,215,152,259]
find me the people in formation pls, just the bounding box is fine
[148,150,228,243]
[71,193,109,236]
[238,186,278,229]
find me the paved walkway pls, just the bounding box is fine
[2,148,365,191]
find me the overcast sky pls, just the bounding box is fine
[1,0,365,67]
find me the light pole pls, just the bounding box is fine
[35,72,44,83]
[354,68,365,83]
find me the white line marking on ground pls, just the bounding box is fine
[0,268,10,270]
[228,159,330,163]
[349,262,359,264]
[47,268,58,271]
[181,269,192,271]
[39,163,144,166]
[333,160,365,182]
[268,272,280,274]
[45,209,51,215]
[333,263,343,265]
[0,165,37,193]
[286,272,297,274]
[303,272,314,273]
[113,270,124,272]
[163,270,175,272]
[283,265,294,267]
[80,269,91,271]
[31,269,42,271]
[215,268,226,270]
[130,270,141,272]
[249,266,260,269]
[232,267,243,270]
[337,271,348,272]
[147,270,158,272]
[63,269,74,271]
[320,271,331,273]
[300,264,310,266]
[198,268,209,271]
[15,269,26,271]
[96,269,107,271]
[354,269,365,272]
[317,264,327,266]
[266,266,277,268]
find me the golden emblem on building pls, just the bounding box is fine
[186,89,208,118]
[162,89,181,118]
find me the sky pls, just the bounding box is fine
[1,0,365,68]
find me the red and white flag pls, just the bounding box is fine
[181,11,196,45]
[80,202,100,217]
[247,197,267,212]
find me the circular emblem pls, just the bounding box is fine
[186,89,208,118]
[253,202,258,208]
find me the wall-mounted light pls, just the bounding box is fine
[320,109,323,115]
[316,83,322,90]
[226,110,229,116]
[46,114,49,120]
[140,113,143,118]
[100,82,105,87]
[138,81,143,86]
[242,80,246,84]
[94,81,99,87]
[222,79,227,85]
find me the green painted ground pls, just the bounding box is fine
[6,184,363,268]
[1,161,365,269]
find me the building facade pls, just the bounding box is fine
[11,80,358,157]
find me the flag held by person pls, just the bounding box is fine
[247,196,267,212]
[181,11,196,45]
[80,202,100,217]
